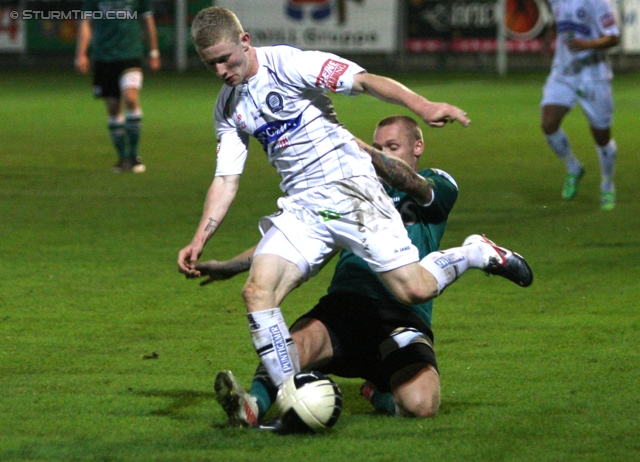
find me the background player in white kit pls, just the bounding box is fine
[178,7,532,391]
[540,0,620,210]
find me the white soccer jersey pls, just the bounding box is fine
[213,45,377,195]
[549,0,619,81]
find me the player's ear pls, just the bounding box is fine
[240,32,251,50]
[414,138,424,157]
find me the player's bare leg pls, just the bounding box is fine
[242,254,305,387]
[542,104,584,200]
[391,364,440,417]
[361,365,439,418]
[290,318,333,370]
[377,263,440,306]
[242,253,304,311]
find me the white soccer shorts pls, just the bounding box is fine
[120,69,143,92]
[255,175,419,280]
[541,76,613,130]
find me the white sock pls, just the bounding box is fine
[419,245,485,294]
[125,108,143,120]
[545,129,582,174]
[247,308,300,387]
[596,139,616,192]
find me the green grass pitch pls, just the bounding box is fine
[1,69,639,461]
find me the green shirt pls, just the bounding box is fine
[83,0,152,61]
[328,169,458,327]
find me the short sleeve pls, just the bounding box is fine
[274,48,366,95]
[213,97,250,177]
[594,0,619,36]
[422,169,458,218]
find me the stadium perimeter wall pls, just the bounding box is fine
[2,0,640,73]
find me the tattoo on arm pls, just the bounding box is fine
[204,218,219,233]
[359,143,432,204]
[230,256,252,274]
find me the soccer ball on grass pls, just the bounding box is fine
[275,371,342,433]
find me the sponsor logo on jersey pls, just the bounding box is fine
[254,113,303,152]
[319,209,341,221]
[266,92,284,113]
[601,12,615,28]
[394,245,411,253]
[316,59,349,92]
[269,325,294,374]
[276,137,290,150]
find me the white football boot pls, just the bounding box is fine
[462,234,533,287]
[214,370,259,427]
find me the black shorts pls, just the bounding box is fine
[92,59,142,99]
[292,291,438,393]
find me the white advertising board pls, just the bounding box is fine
[0,8,26,52]
[620,0,640,52]
[215,0,398,53]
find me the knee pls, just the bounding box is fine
[541,119,559,135]
[592,130,611,146]
[242,280,266,307]
[397,393,440,418]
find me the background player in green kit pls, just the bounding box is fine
[190,115,529,427]
[75,0,160,173]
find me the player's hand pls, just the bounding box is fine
[178,243,203,278]
[75,54,90,74]
[568,38,589,52]
[194,260,237,286]
[423,102,470,128]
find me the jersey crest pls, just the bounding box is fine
[266,91,284,113]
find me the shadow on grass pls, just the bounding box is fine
[130,389,216,418]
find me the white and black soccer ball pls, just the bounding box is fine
[275,371,342,433]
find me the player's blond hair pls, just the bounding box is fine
[377,115,423,143]
[191,7,244,49]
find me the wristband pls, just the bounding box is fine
[149,49,160,59]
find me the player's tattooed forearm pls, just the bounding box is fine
[379,152,414,189]
[231,256,252,273]
[204,217,219,233]
[361,143,432,203]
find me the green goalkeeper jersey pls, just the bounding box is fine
[328,169,458,327]
[83,0,152,61]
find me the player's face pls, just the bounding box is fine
[372,123,423,171]
[197,33,255,87]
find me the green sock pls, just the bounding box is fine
[108,118,127,161]
[250,364,278,419]
[371,390,400,416]
[125,110,142,159]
